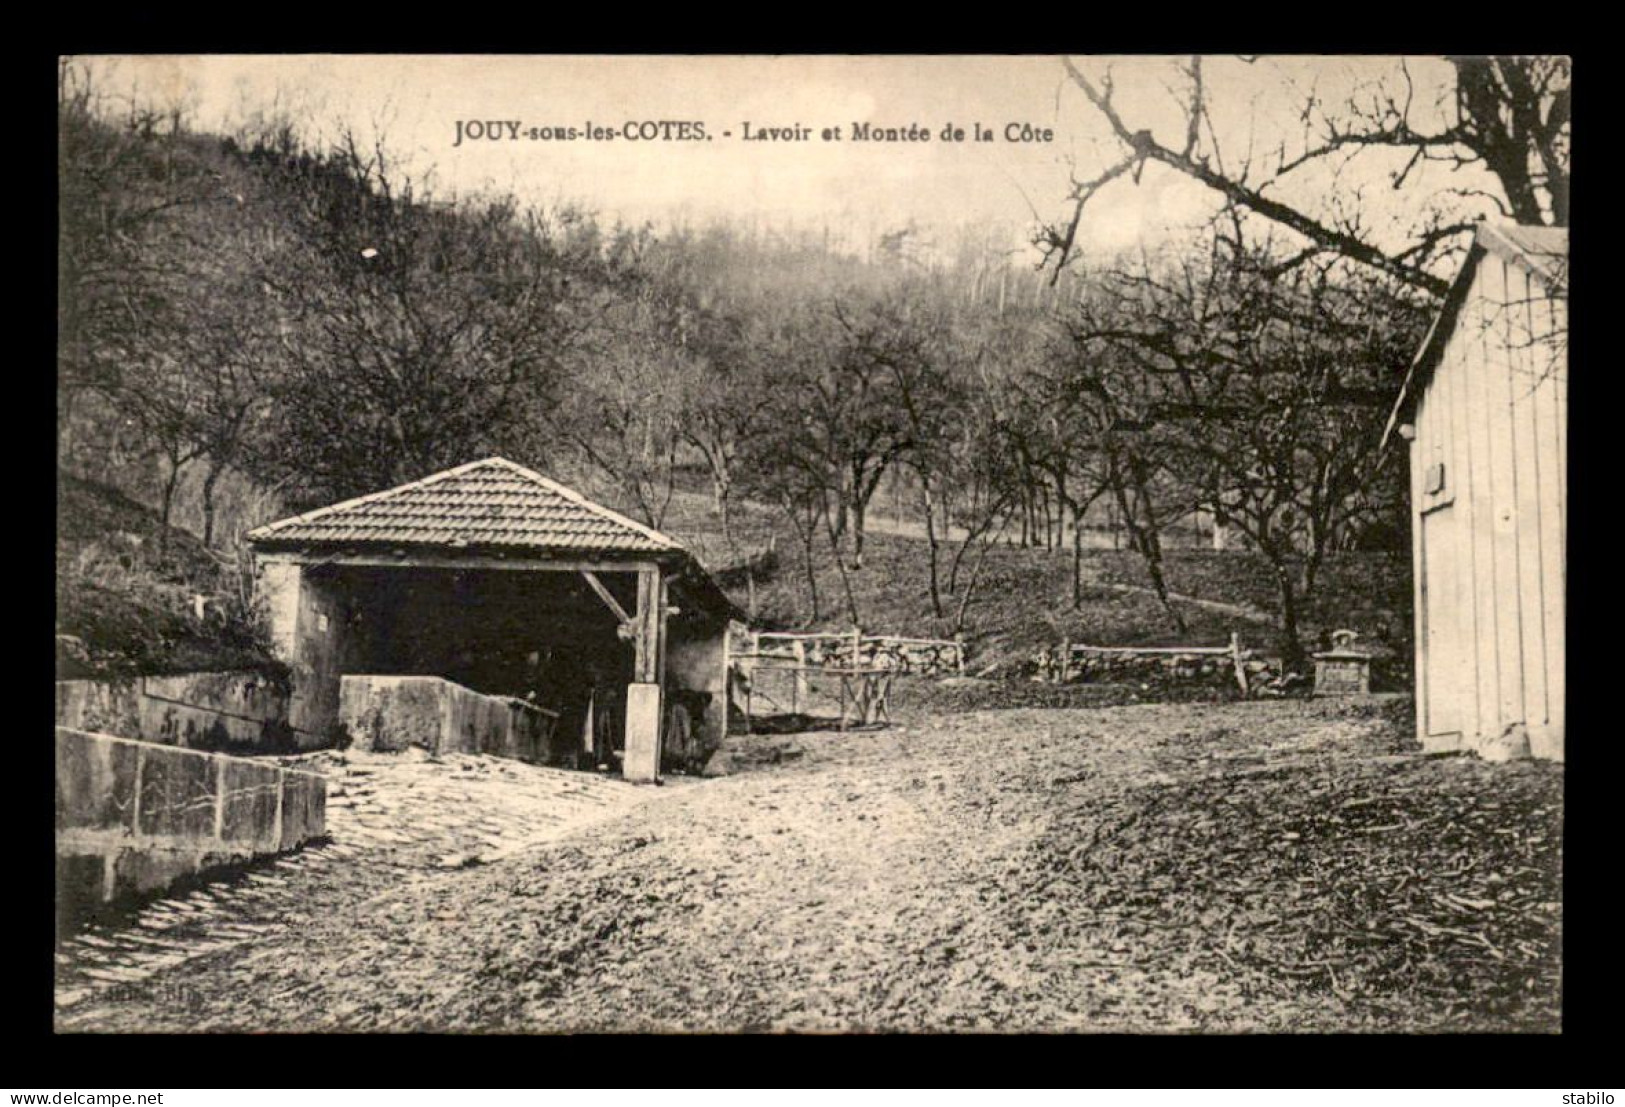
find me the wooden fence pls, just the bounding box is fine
[1041,632,1257,695]
[733,628,966,677]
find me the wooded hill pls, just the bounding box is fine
[58,61,1431,679]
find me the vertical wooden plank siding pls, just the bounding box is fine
[1463,269,1498,742]
[1509,262,1550,739]
[1484,257,1527,732]
[1534,268,1567,759]
[1411,379,1432,742]
[1443,298,1478,741]
[1414,242,1566,760]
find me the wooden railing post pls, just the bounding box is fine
[1231,632,1250,698]
[792,639,805,714]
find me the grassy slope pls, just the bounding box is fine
[652,487,1413,684]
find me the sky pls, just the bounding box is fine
[71,54,1502,267]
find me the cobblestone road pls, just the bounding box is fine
[55,748,665,1027]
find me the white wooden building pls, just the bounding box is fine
[1385,223,1567,761]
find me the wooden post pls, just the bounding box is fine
[633,570,658,683]
[874,672,893,725]
[657,574,670,681]
[624,567,664,783]
[792,639,805,714]
[1231,631,1250,698]
[852,625,862,670]
[213,757,227,844]
[1059,637,1071,683]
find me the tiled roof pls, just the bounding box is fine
[247,458,682,555]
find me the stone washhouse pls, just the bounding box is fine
[247,458,740,781]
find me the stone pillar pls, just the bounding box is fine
[255,557,347,747]
[665,625,729,767]
[259,560,303,661]
[622,681,662,783]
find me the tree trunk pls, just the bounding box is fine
[1072,502,1085,609]
[849,496,867,571]
[1275,562,1307,671]
[801,529,821,625]
[922,474,944,619]
[954,526,1001,636]
[201,457,224,549]
[823,506,862,627]
[158,474,179,561]
[713,472,735,558]
[1110,459,1186,635]
[783,500,821,625]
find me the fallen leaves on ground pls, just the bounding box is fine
[58,696,1560,1034]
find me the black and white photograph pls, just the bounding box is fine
[53,53,1568,1035]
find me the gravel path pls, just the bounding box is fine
[55,697,1561,1034]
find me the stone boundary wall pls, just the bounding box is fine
[55,726,326,925]
[1032,642,1288,694]
[337,675,560,763]
[55,671,295,753]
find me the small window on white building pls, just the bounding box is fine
[1425,462,1447,496]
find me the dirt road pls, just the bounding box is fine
[56,697,1561,1034]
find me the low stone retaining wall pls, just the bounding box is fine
[55,726,326,927]
[55,671,295,753]
[1032,640,1290,695]
[337,675,560,762]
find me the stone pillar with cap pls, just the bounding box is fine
[1312,629,1373,696]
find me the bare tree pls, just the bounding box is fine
[1044,56,1570,294]
[240,129,605,506]
[1062,239,1429,662]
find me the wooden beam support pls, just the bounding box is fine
[625,565,666,783]
[656,574,670,684]
[579,570,633,625]
[633,569,660,683]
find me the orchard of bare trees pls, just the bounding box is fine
[58,56,1568,667]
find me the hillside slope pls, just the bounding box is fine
[650,488,1412,685]
[55,474,281,681]
[55,467,1411,690]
